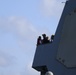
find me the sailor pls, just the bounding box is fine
[37,36,42,46]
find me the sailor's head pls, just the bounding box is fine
[38,36,41,39]
[42,34,46,37]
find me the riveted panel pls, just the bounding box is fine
[57,10,76,68]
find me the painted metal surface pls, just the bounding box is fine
[32,0,76,75]
[57,11,76,68]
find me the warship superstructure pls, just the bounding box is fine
[32,0,76,75]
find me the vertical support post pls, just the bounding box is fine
[40,71,46,75]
